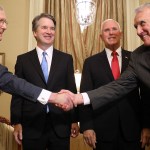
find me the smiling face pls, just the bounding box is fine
[33,17,55,50]
[0,9,7,41]
[100,19,122,51]
[134,7,150,46]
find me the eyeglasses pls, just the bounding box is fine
[0,19,8,26]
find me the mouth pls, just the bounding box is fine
[44,35,53,40]
[140,34,149,41]
[108,37,116,40]
[0,30,4,34]
[139,31,149,39]
[0,32,3,37]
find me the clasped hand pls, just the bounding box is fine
[49,90,83,111]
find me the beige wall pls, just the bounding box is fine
[140,0,149,4]
[0,0,30,119]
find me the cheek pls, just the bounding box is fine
[148,27,150,35]
[52,31,55,36]
[101,35,108,41]
[103,38,109,43]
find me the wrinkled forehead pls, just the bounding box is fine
[101,19,121,30]
[134,8,150,23]
[0,10,6,19]
[102,20,120,31]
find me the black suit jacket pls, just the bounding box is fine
[0,65,42,100]
[80,49,141,141]
[11,48,77,139]
[87,45,150,128]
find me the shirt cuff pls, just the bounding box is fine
[81,92,90,105]
[37,89,51,105]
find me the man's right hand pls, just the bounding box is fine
[13,124,22,145]
[48,92,74,111]
[48,90,84,111]
[59,90,84,106]
[83,129,97,149]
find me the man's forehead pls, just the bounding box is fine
[103,24,119,30]
[0,10,6,18]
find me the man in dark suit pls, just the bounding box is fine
[11,13,79,150]
[0,5,72,105]
[59,2,150,149]
[79,19,142,150]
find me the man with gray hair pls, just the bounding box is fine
[60,2,150,149]
[79,19,142,150]
[0,5,73,107]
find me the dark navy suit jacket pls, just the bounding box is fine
[11,48,77,139]
[80,49,141,141]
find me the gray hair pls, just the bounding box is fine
[0,6,4,11]
[135,2,150,13]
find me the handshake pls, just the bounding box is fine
[49,90,84,111]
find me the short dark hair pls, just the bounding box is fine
[32,13,56,31]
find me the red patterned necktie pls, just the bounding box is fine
[111,51,120,80]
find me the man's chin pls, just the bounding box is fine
[143,41,150,46]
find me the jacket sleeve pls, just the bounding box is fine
[0,65,42,101]
[87,55,138,110]
[79,59,94,132]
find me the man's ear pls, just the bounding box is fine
[99,34,103,40]
[33,31,36,37]
[120,31,123,39]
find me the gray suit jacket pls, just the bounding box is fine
[87,44,150,127]
[0,65,42,101]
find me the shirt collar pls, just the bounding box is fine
[105,46,121,58]
[36,45,53,57]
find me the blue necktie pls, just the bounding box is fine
[41,52,49,113]
[41,52,48,83]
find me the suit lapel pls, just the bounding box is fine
[121,49,130,73]
[47,49,59,85]
[101,50,114,80]
[29,49,46,83]
[101,49,130,80]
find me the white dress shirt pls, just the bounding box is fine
[36,46,53,73]
[37,89,51,104]
[36,46,53,104]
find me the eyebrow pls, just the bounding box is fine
[0,19,8,24]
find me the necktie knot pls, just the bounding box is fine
[111,51,118,56]
[43,51,47,56]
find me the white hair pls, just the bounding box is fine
[100,19,121,33]
[0,6,4,11]
[135,2,150,14]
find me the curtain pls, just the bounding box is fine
[28,0,45,50]
[45,0,127,71]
